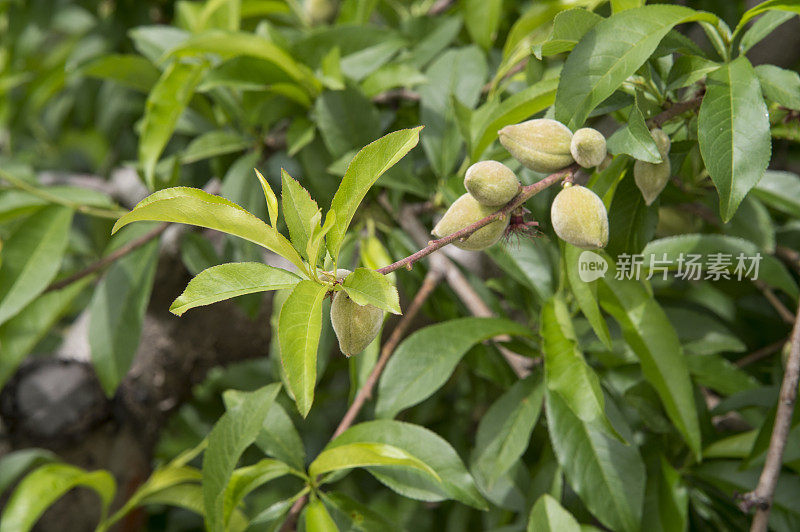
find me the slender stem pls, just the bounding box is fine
[740,299,800,530]
[736,340,786,368]
[647,96,703,129]
[377,166,575,275]
[45,223,169,293]
[0,168,127,220]
[755,281,796,325]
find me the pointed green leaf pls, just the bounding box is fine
[139,61,205,188]
[564,244,612,349]
[202,383,281,532]
[528,494,582,532]
[0,206,73,326]
[472,373,544,487]
[305,499,338,532]
[542,297,621,439]
[606,100,662,163]
[0,464,115,532]
[279,281,328,416]
[170,262,301,316]
[733,0,800,35]
[326,127,422,260]
[327,420,487,509]
[376,318,533,418]
[281,169,319,259]
[224,459,290,528]
[698,56,771,221]
[254,169,279,227]
[554,5,714,129]
[532,8,602,59]
[306,210,336,268]
[342,268,400,314]
[112,187,305,271]
[755,64,800,110]
[310,442,440,482]
[546,390,645,532]
[598,273,702,459]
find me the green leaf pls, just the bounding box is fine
[224,459,290,527]
[170,262,301,316]
[311,442,440,482]
[82,54,160,93]
[753,171,800,218]
[528,494,582,532]
[542,297,621,439]
[326,127,422,261]
[554,5,713,129]
[611,0,643,12]
[598,273,702,460]
[164,31,319,93]
[546,390,645,532]
[279,281,328,416]
[376,318,533,418]
[738,11,796,53]
[641,457,688,532]
[641,234,798,298]
[470,77,558,160]
[666,55,720,91]
[0,464,116,532]
[305,499,339,532]
[326,420,487,509]
[254,169,279,227]
[733,0,800,36]
[419,47,486,177]
[464,0,502,49]
[281,169,319,260]
[606,102,662,163]
[485,238,555,301]
[755,64,800,110]
[138,61,206,189]
[472,373,544,488]
[319,491,401,532]
[306,210,336,269]
[564,244,612,349]
[606,172,658,257]
[698,56,771,221]
[0,206,73,326]
[342,268,400,314]
[180,130,251,164]
[112,187,305,271]
[89,227,159,397]
[0,449,57,496]
[0,280,89,389]
[202,383,280,532]
[532,8,602,59]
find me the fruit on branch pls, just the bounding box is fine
[305,0,337,24]
[464,160,521,206]
[432,193,509,251]
[633,128,672,206]
[498,119,574,173]
[330,290,383,357]
[550,184,609,249]
[570,127,607,168]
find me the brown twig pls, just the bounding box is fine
[45,223,169,293]
[755,281,796,324]
[384,199,535,378]
[647,96,703,128]
[736,340,787,368]
[377,166,575,275]
[739,299,800,530]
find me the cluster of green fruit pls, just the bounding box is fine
[434,118,612,251]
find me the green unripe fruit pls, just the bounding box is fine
[330,290,383,357]
[570,128,607,168]
[432,194,509,251]
[464,160,521,206]
[633,129,672,206]
[634,158,671,206]
[550,184,609,249]
[498,119,574,173]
